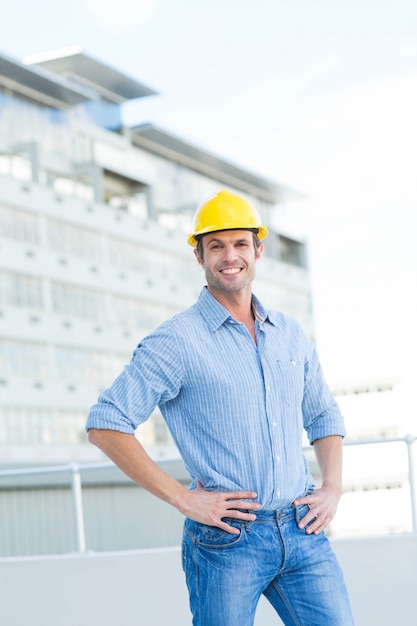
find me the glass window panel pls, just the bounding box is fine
[0,204,39,244]
[0,407,88,445]
[112,294,177,332]
[0,340,48,377]
[53,346,128,387]
[47,218,103,261]
[51,282,107,321]
[0,271,43,309]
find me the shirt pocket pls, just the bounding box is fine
[275,359,304,407]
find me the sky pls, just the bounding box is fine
[1,0,416,421]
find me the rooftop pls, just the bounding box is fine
[131,122,303,205]
[24,46,158,104]
[0,50,94,106]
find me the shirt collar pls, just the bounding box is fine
[196,287,277,331]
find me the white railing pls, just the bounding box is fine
[0,435,415,555]
[0,459,112,554]
[343,434,417,531]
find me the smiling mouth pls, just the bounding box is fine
[220,267,242,275]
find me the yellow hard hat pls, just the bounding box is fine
[187,190,268,247]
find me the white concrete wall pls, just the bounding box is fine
[1,534,416,626]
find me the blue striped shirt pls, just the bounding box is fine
[87,287,346,509]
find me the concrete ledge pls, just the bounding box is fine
[1,534,416,625]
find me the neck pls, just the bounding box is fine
[208,287,256,342]
[208,287,251,317]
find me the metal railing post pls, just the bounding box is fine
[70,463,87,553]
[405,434,417,533]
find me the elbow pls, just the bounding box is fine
[87,428,104,447]
[87,427,131,450]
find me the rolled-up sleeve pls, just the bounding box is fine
[302,343,346,444]
[86,324,183,433]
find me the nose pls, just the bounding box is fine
[222,244,237,262]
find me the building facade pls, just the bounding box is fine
[0,48,312,466]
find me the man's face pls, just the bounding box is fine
[194,230,263,297]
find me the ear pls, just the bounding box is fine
[255,242,264,260]
[194,248,204,266]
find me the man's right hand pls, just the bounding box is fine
[177,481,262,534]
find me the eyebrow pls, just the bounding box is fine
[206,236,250,245]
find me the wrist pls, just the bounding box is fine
[170,484,191,514]
[322,479,343,499]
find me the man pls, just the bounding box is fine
[87,190,354,625]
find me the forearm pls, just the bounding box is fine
[88,428,189,509]
[313,434,343,496]
[294,435,343,533]
[88,428,261,534]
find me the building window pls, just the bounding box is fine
[112,294,177,333]
[0,340,49,378]
[108,237,190,281]
[54,346,127,386]
[47,218,103,261]
[0,407,87,445]
[0,204,39,244]
[0,271,43,309]
[103,169,149,220]
[279,235,306,268]
[51,282,107,322]
[0,154,32,181]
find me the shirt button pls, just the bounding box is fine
[276,455,280,462]
[267,385,271,391]
[277,490,281,498]
[272,421,277,427]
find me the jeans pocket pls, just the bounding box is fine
[185,518,245,549]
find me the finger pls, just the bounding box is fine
[297,503,315,528]
[307,519,325,534]
[293,496,310,507]
[298,514,315,530]
[298,504,322,529]
[224,490,258,501]
[225,500,261,513]
[222,508,259,522]
[217,520,241,535]
[305,512,329,535]
[293,491,316,507]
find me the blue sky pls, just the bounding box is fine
[1,1,416,411]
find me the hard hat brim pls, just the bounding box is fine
[187,225,268,248]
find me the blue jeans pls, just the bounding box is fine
[181,504,354,626]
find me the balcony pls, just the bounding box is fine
[0,435,416,625]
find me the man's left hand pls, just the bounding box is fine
[293,485,341,535]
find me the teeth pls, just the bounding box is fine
[221,268,241,274]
